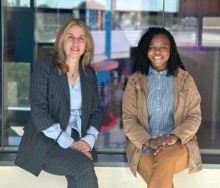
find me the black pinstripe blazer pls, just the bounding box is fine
[15,57,103,176]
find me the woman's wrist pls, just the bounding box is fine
[144,138,153,148]
[148,138,153,148]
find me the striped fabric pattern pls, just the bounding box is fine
[15,56,102,182]
[147,67,174,138]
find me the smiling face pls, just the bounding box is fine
[147,34,170,72]
[63,25,87,61]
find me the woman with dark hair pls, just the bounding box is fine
[122,27,202,188]
[15,18,102,188]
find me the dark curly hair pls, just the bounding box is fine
[133,27,185,76]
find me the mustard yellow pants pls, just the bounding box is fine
[137,143,188,188]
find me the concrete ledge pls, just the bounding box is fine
[1,153,220,187]
[1,164,220,188]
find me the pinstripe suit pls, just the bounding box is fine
[15,57,102,188]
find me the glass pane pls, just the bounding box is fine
[115,0,179,12]
[178,47,220,151]
[4,62,30,146]
[35,0,85,9]
[36,12,72,43]
[6,62,30,107]
[3,0,30,7]
[202,17,220,47]
[95,6,167,152]
[87,10,104,31]
[1,0,220,157]
[95,61,132,151]
[2,5,33,147]
[95,0,219,153]
[36,0,108,10]
[169,16,197,47]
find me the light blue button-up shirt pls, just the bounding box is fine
[144,66,174,154]
[43,75,99,149]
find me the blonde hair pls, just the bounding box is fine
[51,18,94,74]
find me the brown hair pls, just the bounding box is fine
[51,18,94,74]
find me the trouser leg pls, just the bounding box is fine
[137,143,188,188]
[137,151,154,184]
[42,144,98,188]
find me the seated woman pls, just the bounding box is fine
[15,18,102,188]
[122,27,202,188]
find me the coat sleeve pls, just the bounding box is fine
[122,77,150,151]
[172,75,202,144]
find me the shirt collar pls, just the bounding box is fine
[149,65,167,75]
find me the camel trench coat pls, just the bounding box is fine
[122,68,202,176]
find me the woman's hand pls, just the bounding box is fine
[81,151,93,160]
[150,134,179,155]
[71,140,90,151]
[70,140,93,160]
[149,136,167,149]
[165,134,179,146]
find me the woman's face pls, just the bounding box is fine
[147,34,170,72]
[63,25,87,61]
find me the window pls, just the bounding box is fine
[1,0,220,158]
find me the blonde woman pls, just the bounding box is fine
[15,18,102,188]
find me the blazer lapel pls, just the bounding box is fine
[80,64,94,136]
[79,65,88,116]
[60,74,70,105]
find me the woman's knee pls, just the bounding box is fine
[154,144,188,172]
[69,156,95,176]
[156,144,187,161]
[174,150,188,174]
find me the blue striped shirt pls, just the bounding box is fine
[144,66,174,154]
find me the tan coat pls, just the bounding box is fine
[122,68,202,176]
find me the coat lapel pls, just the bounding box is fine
[139,75,148,129]
[79,64,91,133]
[132,73,148,129]
[80,65,86,114]
[174,69,188,127]
[174,69,188,111]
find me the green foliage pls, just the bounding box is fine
[7,62,30,106]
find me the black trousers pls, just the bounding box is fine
[42,143,98,188]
